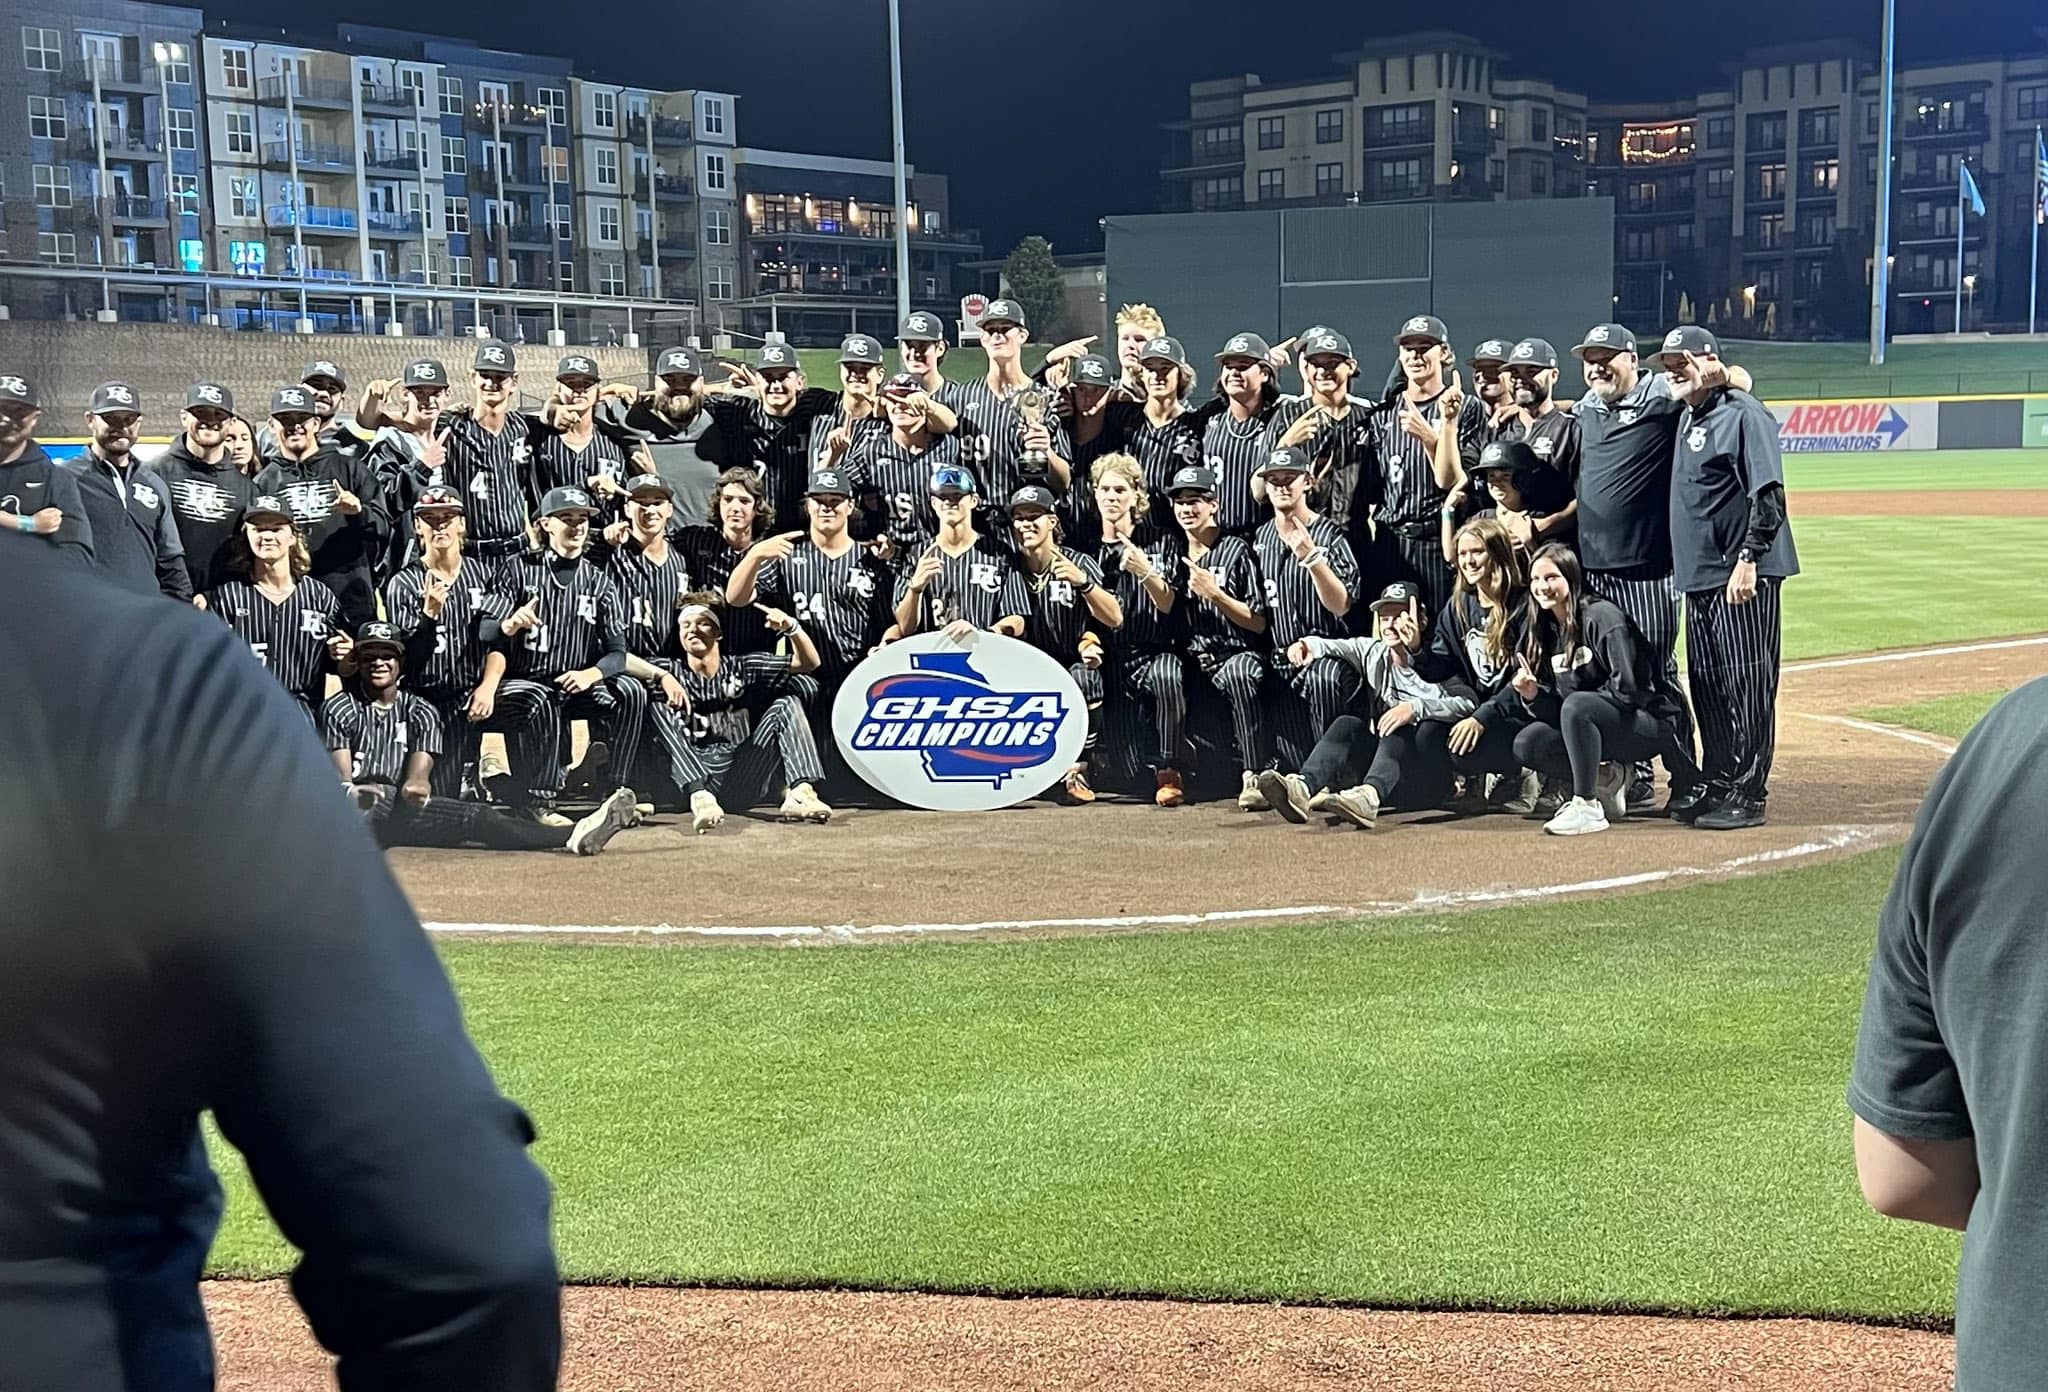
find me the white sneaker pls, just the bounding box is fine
[1323,783,1380,829]
[1237,769,1269,812]
[690,789,725,835]
[1257,770,1312,823]
[1501,768,1542,815]
[1544,796,1610,837]
[778,782,834,823]
[1594,762,1629,824]
[533,809,575,829]
[567,787,638,856]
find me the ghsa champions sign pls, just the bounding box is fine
[831,631,1088,811]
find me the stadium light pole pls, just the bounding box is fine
[1870,0,1896,364]
[888,0,911,327]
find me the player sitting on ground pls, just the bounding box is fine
[1508,543,1699,837]
[1259,582,1477,830]
[1010,483,1124,805]
[645,593,833,834]
[325,621,635,854]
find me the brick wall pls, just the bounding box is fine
[0,323,655,425]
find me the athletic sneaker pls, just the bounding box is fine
[777,782,834,823]
[1528,777,1570,820]
[1154,768,1185,808]
[1322,783,1380,830]
[690,789,725,835]
[1594,762,1630,824]
[1237,769,1269,812]
[567,786,638,856]
[1257,770,1312,823]
[533,808,575,829]
[1543,796,1610,836]
[1501,769,1543,815]
[563,741,608,796]
[1061,765,1097,804]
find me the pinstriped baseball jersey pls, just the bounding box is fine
[673,652,802,746]
[943,377,1073,503]
[1095,536,1183,653]
[606,540,693,660]
[205,577,341,718]
[1178,533,1267,658]
[1251,518,1358,649]
[709,389,840,533]
[1015,547,1106,660]
[1361,389,1488,529]
[894,534,1028,633]
[1108,402,1207,497]
[491,551,628,680]
[322,687,444,785]
[676,525,771,656]
[754,539,892,673]
[1262,398,1384,536]
[843,431,959,556]
[806,407,890,473]
[528,430,631,520]
[384,557,503,696]
[437,409,536,544]
[1202,405,1280,534]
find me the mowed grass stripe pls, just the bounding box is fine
[1783,516,2048,660]
[206,850,1958,1320]
[1783,449,2044,493]
[1858,689,2014,742]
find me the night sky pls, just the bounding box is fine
[210,1,2043,256]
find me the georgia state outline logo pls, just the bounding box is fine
[850,650,1066,787]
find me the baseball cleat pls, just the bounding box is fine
[1500,769,1542,815]
[1153,768,1184,808]
[1543,796,1610,836]
[690,789,725,834]
[563,742,609,797]
[1257,770,1312,823]
[1594,762,1629,825]
[1061,765,1096,804]
[1666,783,1723,824]
[1694,796,1766,831]
[1528,777,1570,820]
[533,808,575,829]
[1323,783,1380,829]
[568,786,638,856]
[778,782,834,823]
[632,802,654,824]
[1236,769,1269,812]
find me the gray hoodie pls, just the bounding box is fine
[1302,634,1476,719]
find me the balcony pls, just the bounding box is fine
[1896,165,1957,193]
[105,195,166,222]
[65,57,155,91]
[653,174,694,202]
[627,114,693,145]
[655,236,696,258]
[262,141,355,172]
[72,129,165,160]
[366,210,423,236]
[266,204,359,233]
[1623,191,1697,216]
[1899,111,1987,141]
[256,75,352,107]
[1894,218,1957,244]
[364,148,422,172]
[1160,143,1244,177]
[469,105,547,134]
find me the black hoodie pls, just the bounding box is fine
[254,444,388,627]
[0,441,94,564]
[156,435,258,591]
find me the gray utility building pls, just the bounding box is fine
[1105,197,1616,393]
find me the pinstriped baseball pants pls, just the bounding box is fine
[1685,579,1782,802]
[484,676,647,805]
[649,693,825,803]
[1272,656,1361,773]
[1588,567,1695,759]
[354,786,573,850]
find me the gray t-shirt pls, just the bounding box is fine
[1850,675,2048,1392]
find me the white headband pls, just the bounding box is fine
[679,603,720,630]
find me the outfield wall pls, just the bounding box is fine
[1770,396,2048,453]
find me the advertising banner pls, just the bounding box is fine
[1770,400,1938,453]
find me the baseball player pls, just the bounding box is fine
[254,357,373,462]
[204,494,348,724]
[358,357,452,495]
[1114,303,1167,395]
[1660,325,1797,831]
[946,298,1073,500]
[843,373,965,562]
[1263,330,1382,559]
[1497,337,1580,538]
[1259,581,1477,830]
[1089,454,1187,804]
[1104,336,1219,539]
[1569,321,1752,810]
[810,332,954,479]
[1053,352,1134,543]
[604,346,734,527]
[471,486,645,822]
[1251,445,1360,770]
[890,464,1028,640]
[1204,333,1288,537]
[254,383,386,630]
[1009,483,1123,804]
[158,382,258,592]
[400,339,538,567]
[383,485,505,798]
[1507,542,1697,836]
[1443,439,1552,567]
[704,340,840,535]
[1466,338,1519,441]
[67,380,191,602]
[326,621,637,854]
[1167,463,1273,810]
[677,466,776,656]
[606,474,694,659]
[0,374,93,563]
[645,593,833,833]
[524,354,642,525]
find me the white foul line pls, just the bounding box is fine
[423,827,1891,943]
[1785,635,2048,674]
[1795,713,1959,754]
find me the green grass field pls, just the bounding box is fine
[207,850,1958,1319]
[1784,516,2048,660]
[1783,449,2041,493]
[1730,338,2048,401]
[1859,690,2012,742]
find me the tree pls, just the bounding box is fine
[1818,232,1872,339]
[1001,236,1065,345]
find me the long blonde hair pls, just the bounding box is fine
[1451,516,1525,671]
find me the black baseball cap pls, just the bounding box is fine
[88,382,141,416]
[978,298,1026,331]
[1469,339,1513,366]
[1300,330,1355,362]
[1394,314,1450,347]
[882,372,926,400]
[1508,338,1559,370]
[1008,484,1057,514]
[1572,324,1638,358]
[301,359,346,387]
[898,310,946,342]
[1657,325,1719,363]
[402,358,450,389]
[0,375,37,409]
[929,464,976,496]
[838,334,885,366]
[243,494,294,526]
[1138,336,1188,368]
[556,354,600,382]
[354,621,405,657]
[1070,354,1118,388]
[1215,332,1272,363]
[474,339,516,373]
[1370,581,1421,611]
[807,467,852,498]
[1257,446,1310,477]
[755,342,799,372]
[1167,464,1217,496]
[540,485,597,517]
[1476,440,1540,476]
[184,382,234,413]
[657,346,701,378]
[624,473,674,500]
[413,485,465,514]
[270,385,317,418]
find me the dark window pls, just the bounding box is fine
[2019,86,2048,121]
[1315,162,1344,197]
[1702,115,1732,149]
[1746,112,1786,152]
[1197,124,1242,162]
[1797,258,1825,300]
[1530,107,1549,143]
[1257,168,1285,200]
[1366,102,1432,146]
[1747,211,1785,249]
[1798,107,1839,148]
[1801,207,1836,247]
[1529,159,1548,195]
[1257,116,1284,151]
[1367,156,1427,200]
[1623,229,1655,260]
[1316,109,1343,144]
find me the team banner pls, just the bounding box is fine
[832,630,1087,812]
[1769,400,1937,453]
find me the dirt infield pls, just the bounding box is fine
[1791,488,2048,517]
[203,1283,1957,1390]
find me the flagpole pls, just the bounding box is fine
[2031,125,2041,337]
[1870,0,1896,364]
[1955,166,1965,334]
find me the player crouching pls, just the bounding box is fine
[324,622,635,854]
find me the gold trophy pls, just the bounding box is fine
[1017,388,1050,479]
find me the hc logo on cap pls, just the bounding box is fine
[1228,336,1250,352]
[909,314,937,334]
[103,384,135,405]
[1664,330,1686,350]
[1511,343,1535,360]
[1310,335,1339,353]
[0,375,27,396]
[410,362,436,380]
[311,361,339,377]
[194,384,223,404]
[1587,326,1611,343]
[1402,316,1432,334]
[764,346,788,363]
[279,387,308,408]
[481,345,506,364]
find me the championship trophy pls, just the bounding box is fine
[1017,389,1050,480]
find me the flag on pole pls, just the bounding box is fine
[1960,162,1985,218]
[2034,127,2047,225]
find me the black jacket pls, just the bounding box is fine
[65,450,191,600]
[255,445,388,621]
[1525,597,1686,726]
[0,441,94,564]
